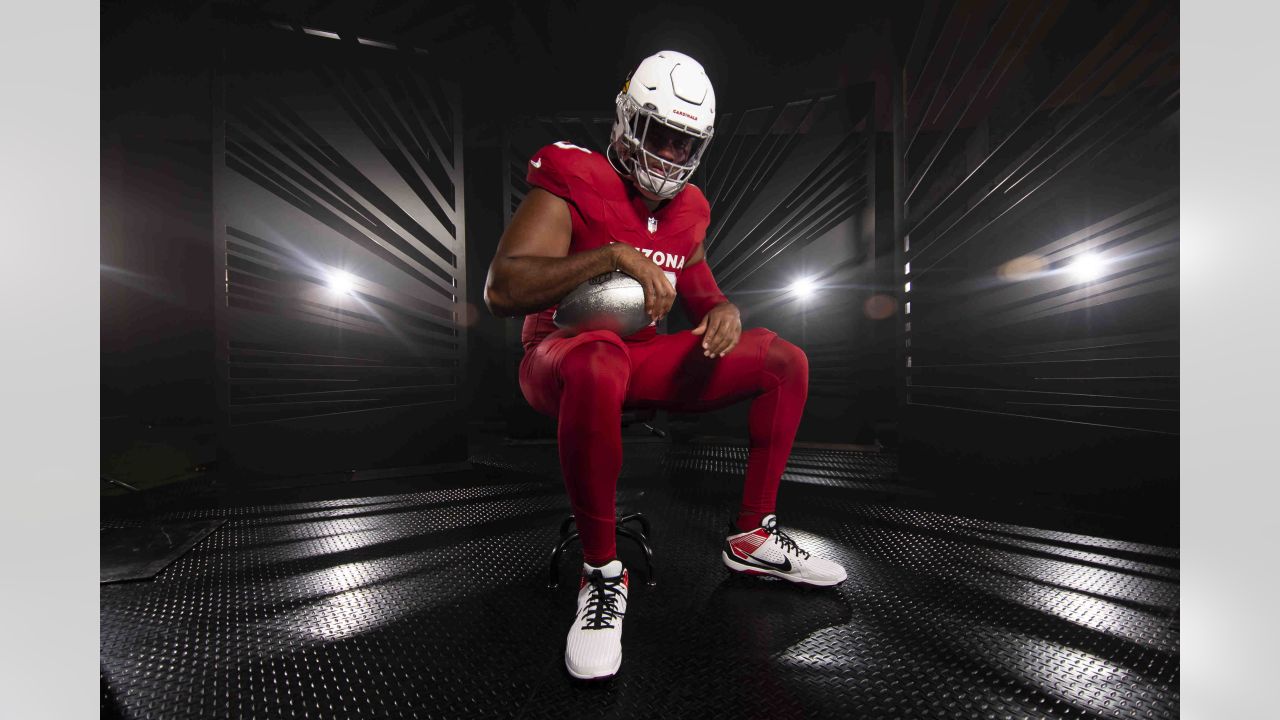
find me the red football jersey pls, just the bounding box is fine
[520,140,712,351]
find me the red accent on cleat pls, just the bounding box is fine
[728,531,768,562]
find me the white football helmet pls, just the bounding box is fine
[608,50,716,200]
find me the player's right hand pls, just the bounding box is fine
[613,244,676,323]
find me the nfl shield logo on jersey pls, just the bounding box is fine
[647,216,658,234]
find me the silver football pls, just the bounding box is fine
[553,271,650,336]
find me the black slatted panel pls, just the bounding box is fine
[214,24,468,478]
[702,97,868,293]
[898,0,1179,518]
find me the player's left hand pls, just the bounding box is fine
[691,302,741,358]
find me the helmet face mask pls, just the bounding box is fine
[608,51,716,200]
[614,96,713,199]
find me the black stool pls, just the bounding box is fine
[547,512,657,588]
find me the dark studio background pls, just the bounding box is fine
[102,0,1178,543]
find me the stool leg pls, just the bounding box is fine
[547,531,580,589]
[616,525,656,586]
[549,513,654,589]
[618,512,651,540]
[558,515,576,538]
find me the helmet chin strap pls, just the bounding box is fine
[634,182,665,203]
[633,170,677,201]
[609,143,677,202]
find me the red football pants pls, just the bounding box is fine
[519,327,809,565]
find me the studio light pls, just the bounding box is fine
[1067,253,1106,282]
[327,270,356,295]
[789,277,816,299]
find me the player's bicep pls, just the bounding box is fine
[494,187,572,262]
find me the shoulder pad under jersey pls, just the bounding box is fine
[682,182,710,217]
[525,141,613,202]
[670,182,712,238]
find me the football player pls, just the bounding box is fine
[483,50,847,681]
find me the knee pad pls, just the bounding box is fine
[559,339,631,396]
[762,333,809,388]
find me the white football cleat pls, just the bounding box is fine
[564,559,629,680]
[722,514,847,587]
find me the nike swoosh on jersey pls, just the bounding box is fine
[530,157,542,168]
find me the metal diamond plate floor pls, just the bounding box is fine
[101,442,1178,719]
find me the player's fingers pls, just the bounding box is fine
[703,317,725,356]
[714,324,741,356]
[698,314,716,344]
[643,272,662,318]
[715,329,734,356]
[718,333,740,357]
[658,281,676,315]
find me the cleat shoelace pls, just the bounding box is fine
[580,570,626,630]
[765,520,811,560]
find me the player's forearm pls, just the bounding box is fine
[484,244,618,317]
[678,259,730,323]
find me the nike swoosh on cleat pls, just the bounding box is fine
[530,157,542,168]
[735,554,791,572]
